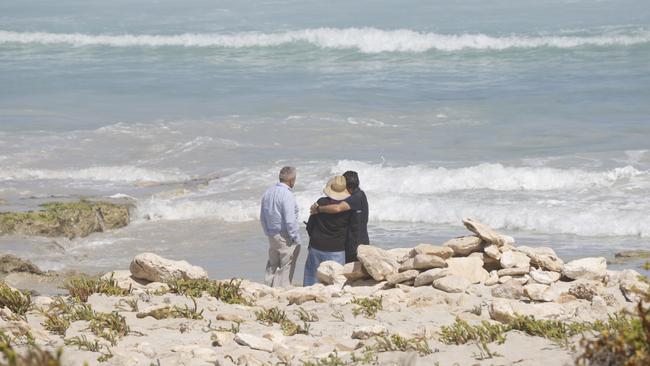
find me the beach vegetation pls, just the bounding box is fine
[63,274,130,302]
[0,281,32,317]
[0,200,130,239]
[295,307,319,322]
[137,297,204,321]
[370,333,432,356]
[166,278,250,305]
[439,318,507,358]
[64,335,113,362]
[115,297,139,312]
[41,297,94,335]
[255,306,309,335]
[0,330,63,366]
[89,311,129,345]
[350,297,382,319]
[576,277,650,366]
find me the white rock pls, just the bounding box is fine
[412,254,447,270]
[442,236,483,256]
[351,325,388,340]
[497,267,530,277]
[491,280,524,299]
[485,271,499,286]
[524,284,550,302]
[342,261,371,281]
[409,244,454,259]
[563,257,607,281]
[517,246,564,272]
[357,246,400,281]
[387,270,419,285]
[413,268,448,287]
[398,258,415,272]
[316,261,346,287]
[529,268,561,285]
[490,298,567,322]
[619,269,650,303]
[462,218,511,246]
[484,245,501,260]
[445,257,489,284]
[129,252,208,282]
[234,333,274,352]
[500,251,530,269]
[433,275,471,293]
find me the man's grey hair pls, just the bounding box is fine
[279,166,296,182]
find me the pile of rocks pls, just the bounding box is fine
[315,218,649,322]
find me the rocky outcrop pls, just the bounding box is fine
[129,252,208,282]
[442,236,483,256]
[356,245,400,281]
[563,257,607,280]
[0,254,43,274]
[462,218,513,246]
[0,200,131,239]
[316,261,346,287]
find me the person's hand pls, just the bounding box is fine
[310,203,318,215]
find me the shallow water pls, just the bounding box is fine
[1,0,649,278]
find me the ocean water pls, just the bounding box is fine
[1,0,649,281]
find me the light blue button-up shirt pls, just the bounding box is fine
[260,182,301,244]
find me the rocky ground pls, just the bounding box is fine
[1,218,649,366]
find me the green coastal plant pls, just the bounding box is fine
[576,276,650,366]
[0,200,130,239]
[64,335,113,362]
[63,274,130,302]
[255,306,309,336]
[0,281,32,317]
[167,278,250,305]
[1,330,63,366]
[137,297,204,321]
[89,311,130,345]
[440,317,508,358]
[295,307,319,322]
[350,297,382,319]
[370,333,432,356]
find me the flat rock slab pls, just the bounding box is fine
[130,252,208,282]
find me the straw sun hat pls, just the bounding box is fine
[323,176,350,201]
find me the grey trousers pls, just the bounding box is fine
[264,234,301,288]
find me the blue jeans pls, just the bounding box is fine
[303,247,345,286]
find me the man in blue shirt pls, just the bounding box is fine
[260,166,301,287]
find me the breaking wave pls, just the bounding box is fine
[1,28,649,53]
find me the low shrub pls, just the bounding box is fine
[0,330,63,366]
[63,275,130,302]
[0,282,32,317]
[167,278,250,305]
[350,297,382,319]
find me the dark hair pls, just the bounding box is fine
[343,171,359,191]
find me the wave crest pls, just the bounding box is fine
[1,28,649,53]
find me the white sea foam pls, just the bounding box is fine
[134,197,259,222]
[1,28,649,53]
[0,166,190,183]
[332,161,648,194]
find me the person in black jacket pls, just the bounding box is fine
[310,170,369,263]
[303,176,351,286]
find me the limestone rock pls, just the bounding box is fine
[412,254,447,270]
[491,280,524,300]
[357,245,400,281]
[433,275,470,293]
[563,257,607,281]
[387,270,419,286]
[409,244,454,259]
[234,333,274,352]
[497,267,530,277]
[399,258,415,272]
[485,271,499,286]
[0,254,43,274]
[524,284,550,301]
[284,286,328,305]
[500,251,531,269]
[413,268,448,287]
[445,257,490,284]
[484,245,501,260]
[490,298,566,322]
[130,252,208,282]
[386,248,412,264]
[529,268,561,285]
[568,280,604,301]
[517,246,564,272]
[342,261,371,281]
[619,269,650,303]
[352,325,388,340]
[442,236,483,256]
[462,218,512,246]
[316,261,347,287]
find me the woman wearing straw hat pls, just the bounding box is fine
[303,175,352,286]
